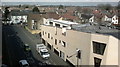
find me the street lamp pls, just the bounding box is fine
[67,48,81,67]
[76,49,81,67]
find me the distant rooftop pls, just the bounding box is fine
[10,10,32,16]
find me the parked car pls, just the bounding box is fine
[40,48,50,59]
[24,44,31,52]
[36,44,50,59]
[19,60,29,67]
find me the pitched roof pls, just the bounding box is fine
[60,11,79,21]
[81,14,93,19]
[10,10,32,16]
[28,13,43,20]
[45,12,61,19]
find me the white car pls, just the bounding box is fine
[40,48,50,59]
[19,60,29,67]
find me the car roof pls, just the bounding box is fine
[19,60,29,65]
[40,48,48,52]
[37,44,44,46]
[25,44,29,46]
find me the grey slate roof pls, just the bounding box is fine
[10,10,32,16]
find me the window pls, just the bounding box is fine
[113,18,114,20]
[62,32,66,36]
[59,40,61,43]
[60,51,65,60]
[48,33,50,38]
[45,32,47,34]
[55,39,57,45]
[91,19,92,22]
[51,37,53,39]
[94,57,102,67]
[93,41,106,55]
[61,41,66,47]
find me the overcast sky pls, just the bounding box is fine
[1,0,119,2]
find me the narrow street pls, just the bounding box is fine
[2,25,70,67]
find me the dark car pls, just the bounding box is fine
[24,44,31,52]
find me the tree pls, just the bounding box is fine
[58,5,64,9]
[97,4,112,11]
[97,4,104,10]
[32,6,40,13]
[105,4,112,11]
[25,5,29,8]
[4,7,10,20]
[117,1,120,9]
[18,4,22,8]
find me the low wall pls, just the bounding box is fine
[25,26,41,34]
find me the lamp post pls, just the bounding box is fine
[67,49,81,67]
[76,49,81,67]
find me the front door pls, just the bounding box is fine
[60,51,64,60]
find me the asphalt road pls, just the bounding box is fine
[2,26,44,67]
[2,25,70,67]
[2,26,27,67]
[13,25,69,65]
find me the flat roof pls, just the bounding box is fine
[72,23,120,39]
[49,19,78,25]
[46,19,120,39]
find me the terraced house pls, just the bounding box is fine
[40,19,120,67]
